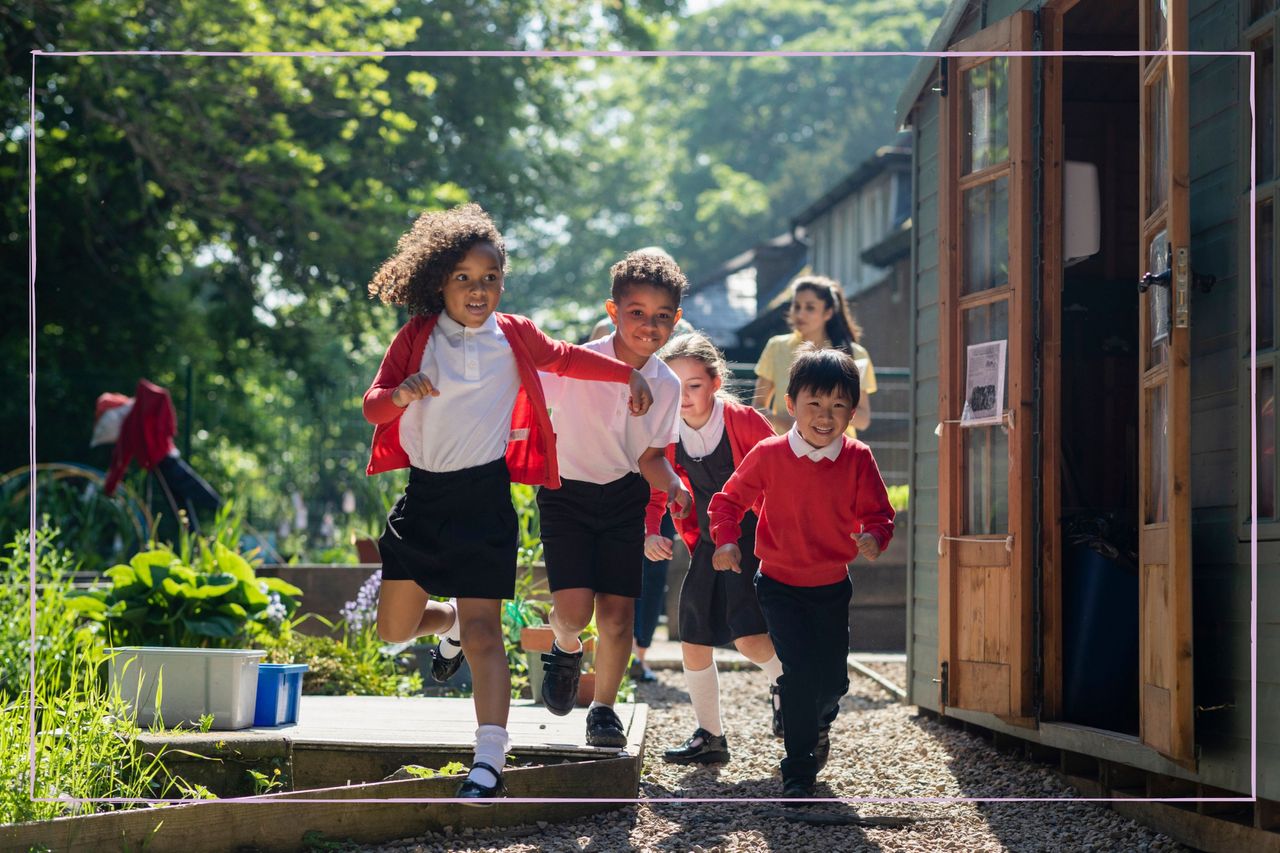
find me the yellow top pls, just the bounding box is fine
[753,331,878,438]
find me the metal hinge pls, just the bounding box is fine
[933,661,950,706]
[1174,247,1189,328]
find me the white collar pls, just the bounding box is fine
[679,398,725,460]
[787,425,843,462]
[437,311,499,337]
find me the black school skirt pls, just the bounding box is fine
[377,458,518,600]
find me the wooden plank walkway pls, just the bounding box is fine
[1,701,650,852]
[266,696,635,755]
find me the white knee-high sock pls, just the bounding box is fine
[683,662,723,737]
[757,654,783,685]
[438,598,462,659]
[468,724,509,788]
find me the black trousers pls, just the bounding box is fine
[754,571,852,782]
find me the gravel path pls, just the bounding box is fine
[362,668,1190,852]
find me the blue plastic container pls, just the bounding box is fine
[254,663,308,727]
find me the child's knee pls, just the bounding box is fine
[459,616,503,654]
[376,617,412,645]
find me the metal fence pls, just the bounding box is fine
[725,362,911,486]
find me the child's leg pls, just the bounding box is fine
[733,632,785,730]
[457,598,510,726]
[590,592,635,705]
[754,575,823,783]
[680,642,722,736]
[548,587,596,653]
[375,579,456,644]
[456,597,511,788]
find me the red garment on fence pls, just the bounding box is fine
[104,379,177,495]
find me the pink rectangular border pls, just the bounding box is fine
[25,46,1257,809]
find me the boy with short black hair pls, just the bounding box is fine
[537,249,692,747]
[708,345,894,800]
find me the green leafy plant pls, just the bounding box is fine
[400,760,466,779]
[0,653,191,823]
[73,539,303,648]
[0,527,104,700]
[262,630,421,697]
[886,484,910,513]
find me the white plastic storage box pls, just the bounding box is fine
[108,647,266,730]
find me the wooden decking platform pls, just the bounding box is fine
[135,696,644,795]
[0,698,648,853]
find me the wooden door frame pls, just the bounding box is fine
[1137,0,1195,768]
[937,10,1037,725]
[1039,0,1066,722]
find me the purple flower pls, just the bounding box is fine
[340,569,382,631]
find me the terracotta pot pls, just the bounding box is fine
[576,671,596,708]
[354,537,380,564]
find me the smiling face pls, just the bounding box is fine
[605,283,682,368]
[441,242,504,327]
[789,287,834,341]
[667,357,721,429]
[785,386,853,449]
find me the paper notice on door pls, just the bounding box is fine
[962,340,1006,427]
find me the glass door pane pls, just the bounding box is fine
[963,58,1010,173]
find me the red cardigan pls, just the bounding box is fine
[644,400,774,553]
[708,435,895,587]
[363,313,633,487]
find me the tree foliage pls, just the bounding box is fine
[1,0,679,539]
[503,0,946,332]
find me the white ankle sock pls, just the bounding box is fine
[683,663,723,737]
[588,699,613,711]
[553,636,583,655]
[758,654,783,685]
[468,724,509,788]
[439,599,462,659]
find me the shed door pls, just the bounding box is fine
[937,12,1037,723]
[1136,0,1194,766]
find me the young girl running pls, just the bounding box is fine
[643,333,785,764]
[753,275,877,438]
[363,203,653,803]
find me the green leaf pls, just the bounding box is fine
[64,594,108,614]
[259,577,302,598]
[185,616,239,638]
[213,544,255,584]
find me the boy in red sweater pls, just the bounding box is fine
[708,345,894,801]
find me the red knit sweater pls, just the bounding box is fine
[363,312,633,487]
[708,434,895,587]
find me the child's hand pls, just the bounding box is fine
[668,484,693,520]
[627,370,654,416]
[712,543,742,573]
[644,534,674,561]
[852,532,881,561]
[393,372,439,407]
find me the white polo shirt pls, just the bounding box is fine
[400,312,520,473]
[540,333,681,484]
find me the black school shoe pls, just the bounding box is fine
[814,726,831,772]
[430,638,464,683]
[769,684,785,738]
[539,643,583,716]
[585,704,628,748]
[662,728,730,765]
[456,761,506,806]
[782,776,816,805]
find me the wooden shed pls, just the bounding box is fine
[897,0,1276,816]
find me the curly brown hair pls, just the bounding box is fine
[367,203,507,316]
[609,249,688,304]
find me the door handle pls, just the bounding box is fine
[1138,269,1171,293]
